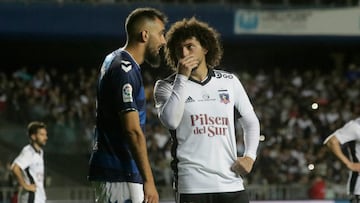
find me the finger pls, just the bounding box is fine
[189,62,199,70]
[182,55,195,61]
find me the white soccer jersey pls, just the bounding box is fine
[154,69,260,194]
[13,144,46,203]
[327,118,360,195]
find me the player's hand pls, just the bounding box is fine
[177,55,199,77]
[347,162,360,172]
[143,181,159,203]
[231,156,255,176]
[24,183,36,192]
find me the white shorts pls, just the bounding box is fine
[17,187,46,203]
[93,182,144,203]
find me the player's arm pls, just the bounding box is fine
[122,111,159,203]
[154,54,198,129]
[11,163,36,192]
[153,75,188,129]
[231,75,260,176]
[324,135,360,172]
[231,111,260,176]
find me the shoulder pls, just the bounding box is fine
[355,117,360,125]
[342,118,360,130]
[112,51,138,73]
[102,49,138,76]
[22,145,33,153]
[16,145,34,158]
[212,69,239,80]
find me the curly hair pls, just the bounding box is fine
[165,17,223,70]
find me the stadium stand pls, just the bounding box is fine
[1,57,359,200]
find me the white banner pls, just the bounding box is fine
[234,7,360,36]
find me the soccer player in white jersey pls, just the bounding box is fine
[324,117,360,203]
[153,17,260,203]
[11,121,48,203]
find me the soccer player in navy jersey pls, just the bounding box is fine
[153,18,260,203]
[88,8,167,203]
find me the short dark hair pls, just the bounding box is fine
[27,121,46,137]
[125,7,167,41]
[165,17,223,70]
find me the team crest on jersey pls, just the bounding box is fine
[121,60,132,72]
[219,91,230,104]
[122,83,133,102]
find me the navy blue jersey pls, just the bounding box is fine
[88,48,146,183]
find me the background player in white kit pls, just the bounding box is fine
[11,121,48,203]
[324,117,360,203]
[153,17,260,203]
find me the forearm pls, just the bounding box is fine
[154,74,188,129]
[123,111,156,184]
[12,164,29,188]
[128,131,155,183]
[240,111,260,160]
[325,136,352,167]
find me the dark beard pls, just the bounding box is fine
[144,48,161,68]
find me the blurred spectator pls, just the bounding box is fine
[308,173,326,199]
[0,75,7,114]
[0,160,6,186]
[0,59,359,194]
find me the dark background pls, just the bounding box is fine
[1,2,359,75]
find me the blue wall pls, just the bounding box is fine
[1,2,358,70]
[0,3,235,40]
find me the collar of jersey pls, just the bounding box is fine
[189,68,214,86]
[30,144,42,154]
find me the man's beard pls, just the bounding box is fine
[144,46,161,68]
[36,141,46,148]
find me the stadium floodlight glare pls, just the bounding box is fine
[311,102,319,110]
[308,163,315,171]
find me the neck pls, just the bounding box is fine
[124,42,145,65]
[31,143,42,153]
[190,65,208,82]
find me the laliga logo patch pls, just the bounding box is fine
[122,83,133,102]
[121,60,132,72]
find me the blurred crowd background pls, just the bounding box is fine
[1,57,359,199]
[0,0,360,201]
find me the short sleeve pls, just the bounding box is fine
[13,148,32,170]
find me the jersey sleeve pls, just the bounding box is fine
[110,59,140,113]
[232,74,260,160]
[153,74,188,130]
[331,119,360,144]
[13,148,32,170]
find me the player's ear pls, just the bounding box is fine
[30,134,36,142]
[140,30,149,42]
[203,48,208,55]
